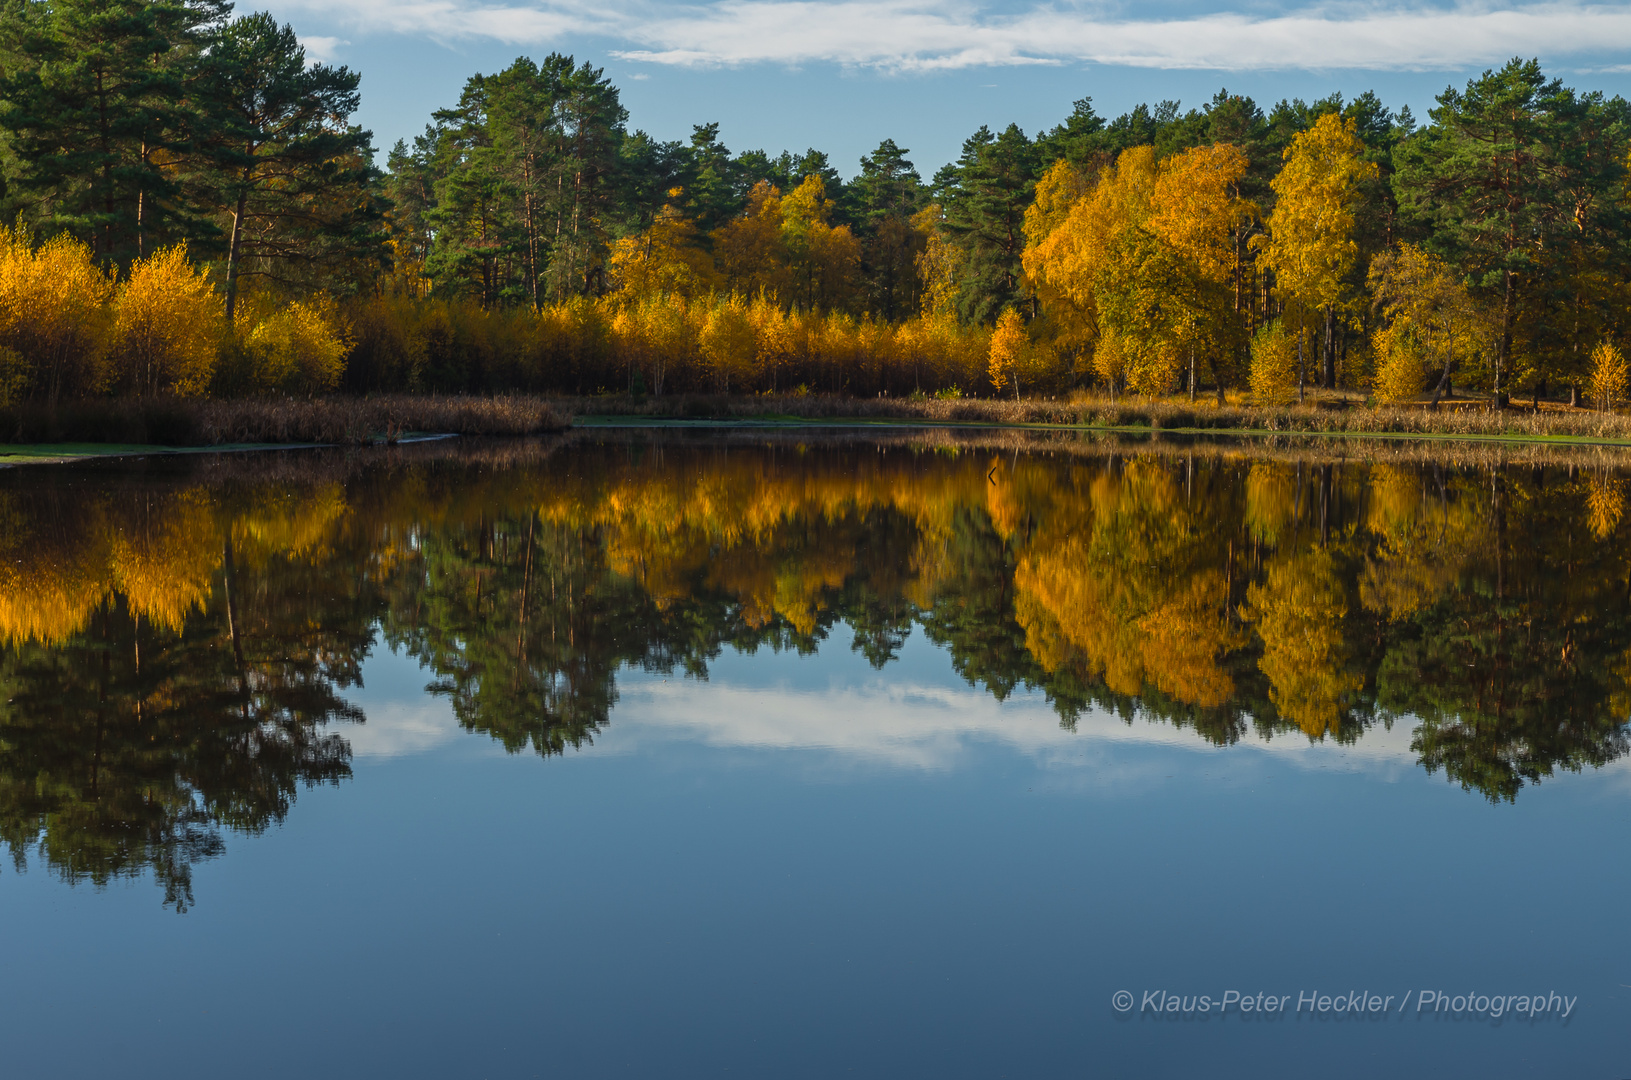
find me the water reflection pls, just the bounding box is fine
[3,434,1629,905]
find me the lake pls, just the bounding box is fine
[1,429,1628,1078]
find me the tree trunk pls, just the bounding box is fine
[1322,306,1336,388]
[1496,269,1514,395]
[1297,317,1306,404]
[223,183,251,322]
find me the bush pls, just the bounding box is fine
[1372,322,1429,403]
[244,297,350,394]
[112,243,223,397]
[0,224,113,400]
[1249,322,1298,406]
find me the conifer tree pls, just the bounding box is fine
[0,0,227,265]
[195,12,381,320]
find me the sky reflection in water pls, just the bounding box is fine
[0,432,1628,1078]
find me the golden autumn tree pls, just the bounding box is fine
[913,203,963,320]
[781,175,860,311]
[113,243,224,397]
[987,307,1028,398]
[699,294,759,392]
[1020,160,1095,370]
[244,297,350,393]
[1023,146,1157,394]
[1023,143,1249,398]
[1367,242,1492,403]
[0,224,113,401]
[608,189,720,299]
[1589,340,1629,411]
[713,181,791,301]
[1255,114,1376,401]
[1249,321,1298,405]
[1146,143,1253,397]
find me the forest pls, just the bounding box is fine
[3,0,1631,409]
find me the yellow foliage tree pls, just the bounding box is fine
[1024,143,1249,399]
[1249,321,1298,406]
[1589,340,1629,411]
[1022,145,1157,336]
[113,243,223,396]
[987,307,1028,398]
[1020,161,1095,366]
[0,224,113,400]
[699,295,759,393]
[781,175,859,311]
[1254,114,1376,400]
[913,204,963,319]
[1093,328,1128,398]
[1367,242,1491,402]
[245,297,350,394]
[712,181,792,301]
[608,190,720,299]
[1371,322,1428,403]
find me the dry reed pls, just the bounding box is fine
[0,395,573,446]
[566,391,1631,442]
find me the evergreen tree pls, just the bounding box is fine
[195,11,382,319]
[936,123,1038,324]
[852,139,923,321]
[0,0,227,266]
[1394,58,1631,394]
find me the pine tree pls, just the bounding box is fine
[852,139,924,321]
[937,124,1038,324]
[1394,59,1631,395]
[195,12,381,320]
[0,0,227,266]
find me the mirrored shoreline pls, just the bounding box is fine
[4,430,1629,907]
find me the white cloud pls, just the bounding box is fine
[266,0,1631,72]
[604,672,1425,780]
[298,34,350,62]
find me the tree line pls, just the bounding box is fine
[2,0,1630,403]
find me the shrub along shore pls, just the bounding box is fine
[8,391,1631,454]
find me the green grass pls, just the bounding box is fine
[0,441,324,464]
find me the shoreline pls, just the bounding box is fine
[573,412,1631,449]
[14,412,1631,467]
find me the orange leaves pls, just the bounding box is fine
[1023,143,1249,396]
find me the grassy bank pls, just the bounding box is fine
[0,395,574,447]
[9,390,1631,460]
[567,391,1631,443]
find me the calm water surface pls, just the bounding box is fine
[2,432,1629,1078]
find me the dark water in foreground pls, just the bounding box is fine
[2,432,1629,1078]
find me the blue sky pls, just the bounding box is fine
[256,0,1631,177]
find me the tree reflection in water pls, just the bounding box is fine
[2,435,1629,906]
